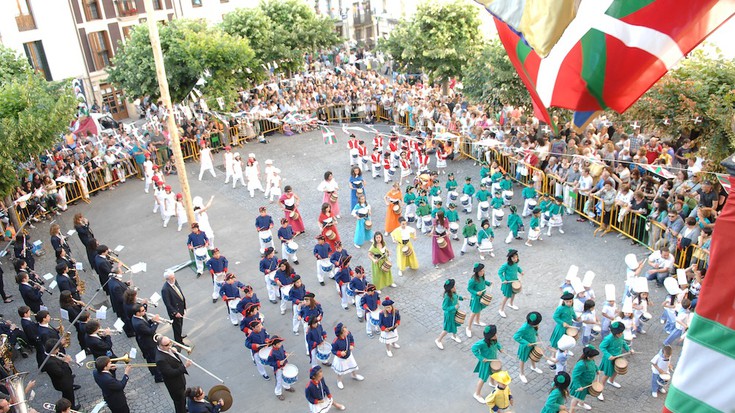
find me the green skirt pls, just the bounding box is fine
[500,282,516,298]
[549,324,566,348]
[598,357,615,377]
[443,310,458,334]
[569,380,590,400]
[371,260,393,291]
[517,343,532,362]
[469,294,487,314]
[473,360,492,382]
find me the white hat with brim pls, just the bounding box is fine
[566,265,579,281]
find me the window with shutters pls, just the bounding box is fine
[23,41,51,81]
[83,0,103,21]
[15,0,36,31]
[192,0,202,7]
[88,31,113,71]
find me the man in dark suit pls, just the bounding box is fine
[18,306,43,367]
[161,271,187,343]
[131,304,164,382]
[36,311,66,353]
[41,339,80,411]
[85,320,117,360]
[16,272,43,313]
[74,213,97,270]
[94,245,113,295]
[93,356,132,413]
[107,274,128,320]
[156,335,191,413]
[55,263,80,301]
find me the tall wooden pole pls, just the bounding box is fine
[143,0,195,224]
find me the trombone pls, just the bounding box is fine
[154,334,193,354]
[84,353,155,369]
[108,254,131,273]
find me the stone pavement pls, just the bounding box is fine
[2,125,675,412]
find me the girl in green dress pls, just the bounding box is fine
[471,325,503,404]
[504,205,524,244]
[368,232,393,290]
[435,278,464,349]
[498,249,524,318]
[513,311,542,384]
[569,346,600,412]
[542,372,571,413]
[597,322,631,401]
[466,263,492,338]
[550,292,579,350]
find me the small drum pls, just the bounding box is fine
[641,312,652,322]
[490,360,502,373]
[502,190,513,201]
[588,381,604,397]
[356,188,364,195]
[316,342,332,362]
[259,230,273,244]
[369,310,381,326]
[529,346,544,362]
[448,191,458,201]
[479,201,490,211]
[493,209,505,219]
[194,247,208,261]
[380,260,392,272]
[324,230,337,240]
[565,327,579,340]
[228,298,241,311]
[449,222,459,234]
[478,239,493,253]
[454,310,466,325]
[346,287,355,297]
[282,364,299,385]
[528,228,541,241]
[421,215,433,227]
[557,334,576,351]
[349,148,359,159]
[392,204,402,215]
[437,237,448,249]
[460,194,471,206]
[280,284,293,300]
[614,358,629,375]
[268,273,277,286]
[527,199,537,207]
[511,280,522,294]
[480,292,493,306]
[401,245,412,257]
[258,347,271,364]
[364,219,373,230]
[388,169,395,176]
[319,259,334,273]
[467,236,478,246]
[657,373,671,386]
[289,210,300,220]
[406,214,416,223]
[285,241,299,255]
[329,193,338,203]
[591,325,601,337]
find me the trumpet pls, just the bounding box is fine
[137,298,158,307]
[154,334,193,354]
[43,403,84,413]
[148,314,173,324]
[72,298,97,312]
[107,254,131,273]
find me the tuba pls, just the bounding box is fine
[2,372,31,413]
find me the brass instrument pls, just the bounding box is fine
[208,384,233,411]
[84,353,155,369]
[3,372,32,413]
[0,334,17,374]
[75,273,86,295]
[107,254,131,273]
[154,334,193,354]
[148,314,173,324]
[137,298,158,307]
[28,279,53,295]
[43,403,84,413]
[72,298,97,312]
[57,320,70,348]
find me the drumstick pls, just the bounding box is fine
[482,358,500,363]
[612,351,632,359]
[576,383,596,391]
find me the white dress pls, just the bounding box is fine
[195,210,214,244]
[246,164,264,192]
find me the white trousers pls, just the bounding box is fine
[274,368,291,395]
[198,164,216,180]
[371,163,381,178]
[253,351,267,376]
[264,274,277,302]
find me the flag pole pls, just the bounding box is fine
[143,0,195,225]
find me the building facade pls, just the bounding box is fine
[1,0,256,121]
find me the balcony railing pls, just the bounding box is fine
[115,0,138,17]
[15,14,36,31]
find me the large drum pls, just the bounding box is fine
[421,215,433,228]
[478,239,493,253]
[591,325,601,337]
[641,312,652,322]
[364,219,373,230]
[329,192,339,203]
[285,241,299,255]
[258,347,271,364]
[527,199,538,208]
[228,298,241,311]
[528,228,541,241]
[565,327,579,340]
[392,204,402,215]
[316,342,332,362]
[380,260,393,272]
[480,291,493,306]
[614,358,629,375]
[449,222,459,234]
[502,190,513,201]
[467,236,478,246]
[324,229,337,240]
[259,230,273,244]
[319,259,333,273]
[588,381,604,397]
[511,280,522,294]
[280,284,293,300]
[345,287,355,297]
[490,360,502,373]
[282,364,299,385]
[529,346,544,362]
[406,214,416,223]
[437,237,448,249]
[493,209,505,219]
[448,191,458,201]
[454,310,466,325]
[460,194,471,206]
[657,373,671,386]
[289,210,300,220]
[479,201,490,212]
[369,310,381,326]
[194,247,208,261]
[401,245,412,257]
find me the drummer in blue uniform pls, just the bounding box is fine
[306,317,329,368]
[348,266,367,322]
[255,207,275,255]
[235,285,260,314]
[207,249,228,304]
[277,218,299,265]
[333,256,353,310]
[244,320,270,380]
[239,303,263,335]
[360,284,381,338]
[287,275,307,336]
[265,336,295,401]
[329,242,350,278]
[259,247,278,303]
[306,366,346,412]
[219,273,246,326]
[186,223,209,277]
[274,260,295,315]
[313,235,333,286]
[299,292,324,355]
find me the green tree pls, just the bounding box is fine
[379,0,482,90]
[0,46,77,196]
[107,19,256,110]
[222,0,341,76]
[616,49,735,168]
[462,39,531,110]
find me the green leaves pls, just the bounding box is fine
[107,19,256,108]
[462,39,531,109]
[378,0,482,84]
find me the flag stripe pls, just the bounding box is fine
[580,29,608,109]
[665,385,722,413]
[686,314,735,360]
[605,0,656,19]
[669,339,735,412]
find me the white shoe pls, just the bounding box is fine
[519,374,528,383]
[473,394,485,404]
[451,335,462,343]
[435,339,444,350]
[499,310,507,318]
[354,244,361,249]
[559,229,565,234]
[337,381,344,389]
[607,380,621,388]
[398,270,403,276]
[390,283,397,287]
[490,252,495,257]
[531,367,543,374]
[473,321,487,326]
[660,388,667,394]
[386,350,393,357]
[352,374,364,381]
[582,402,592,410]
[567,351,574,357]
[466,328,472,338]
[652,392,658,398]
[508,304,519,310]
[392,343,400,348]
[597,394,604,401]
[480,255,486,260]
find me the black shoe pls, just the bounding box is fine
[319,281,325,286]
[212,298,218,303]
[263,374,270,381]
[285,387,295,393]
[181,334,187,339]
[155,378,165,383]
[358,317,364,323]
[293,260,299,265]
[73,385,81,390]
[196,272,202,278]
[270,299,278,304]
[21,351,28,358]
